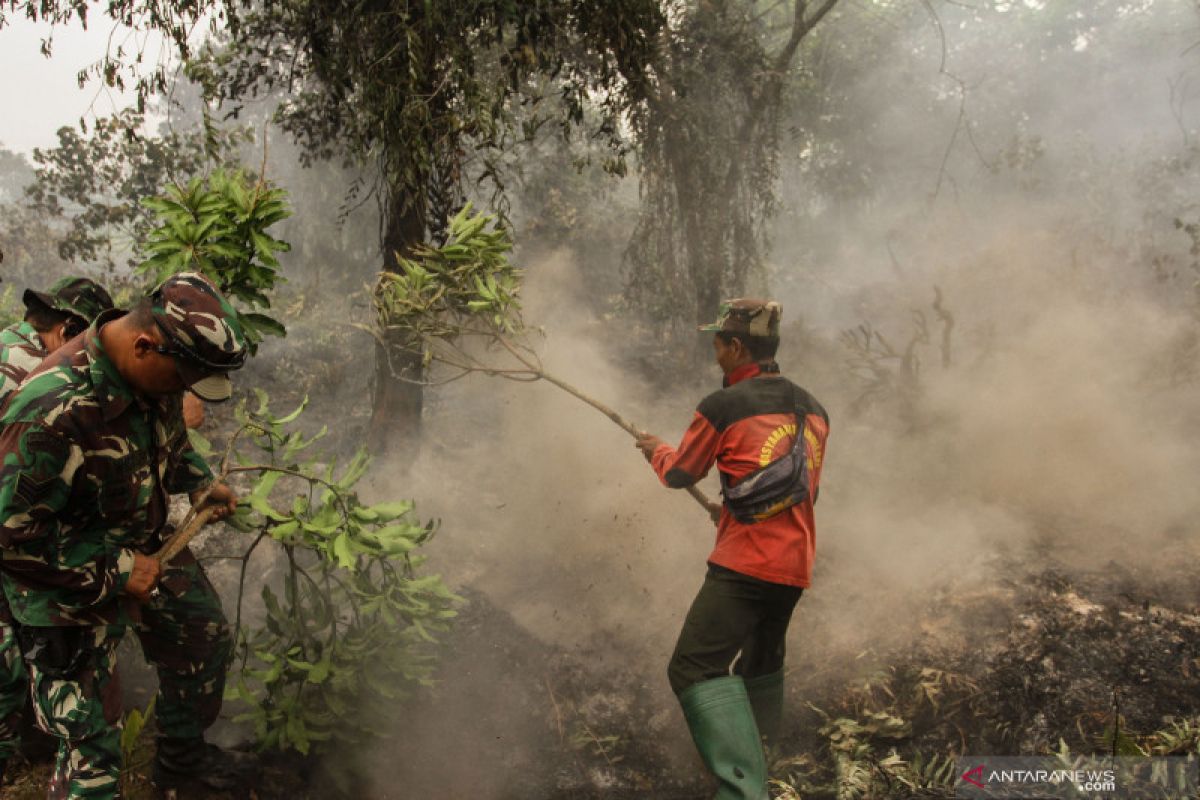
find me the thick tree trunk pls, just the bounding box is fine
[368,198,427,458]
[369,336,425,457]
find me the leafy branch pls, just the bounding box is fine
[369,204,720,522]
[182,391,457,759]
[138,169,292,354]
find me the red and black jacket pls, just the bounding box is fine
[649,362,829,588]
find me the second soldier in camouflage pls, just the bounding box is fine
[0,277,114,784]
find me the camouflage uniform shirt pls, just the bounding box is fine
[0,309,212,627]
[0,321,49,404]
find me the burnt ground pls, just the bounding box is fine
[7,554,1200,799]
[774,552,1200,798]
[0,586,712,800]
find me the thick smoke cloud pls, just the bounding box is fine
[395,0,1200,664]
[361,1,1200,791]
[764,0,1200,652]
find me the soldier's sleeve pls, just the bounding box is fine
[0,422,74,549]
[164,436,213,496]
[0,343,49,401]
[0,422,138,604]
[0,369,19,403]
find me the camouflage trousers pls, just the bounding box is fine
[19,552,231,799]
[0,597,27,762]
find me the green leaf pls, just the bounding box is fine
[286,714,311,755]
[187,428,214,459]
[351,506,379,523]
[248,493,288,522]
[291,495,310,516]
[307,655,332,684]
[241,312,287,338]
[331,533,356,569]
[251,229,284,257]
[120,699,154,765]
[285,655,314,671]
[253,388,270,416]
[371,526,417,555]
[275,396,309,425]
[367,500,415,521]
[251,469,283,499]
[225,506,255,532]
[336,449,371,488]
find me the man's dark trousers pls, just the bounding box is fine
[668,564,803,696]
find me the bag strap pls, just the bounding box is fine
[788,382,804,457]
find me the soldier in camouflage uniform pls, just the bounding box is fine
[0,273,250,799]
[0,278,115,404]
[0,277,113,782]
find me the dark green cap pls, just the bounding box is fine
[23,277,115,327]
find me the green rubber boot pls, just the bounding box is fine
[743,670,784,745]
[679,676,769,800]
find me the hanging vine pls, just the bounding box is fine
[623,0,840,351]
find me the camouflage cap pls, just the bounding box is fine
[150,272,247,402]
[698,298,782,338]
[23,277,115,327]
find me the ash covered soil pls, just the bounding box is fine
[300,548,1200,798]
[9,552,1200,799]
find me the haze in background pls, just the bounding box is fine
[389,0,1200,698]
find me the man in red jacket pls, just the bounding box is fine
[636,298,829,800]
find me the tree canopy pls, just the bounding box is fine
[4,0,670,453]
[194,0,667,452]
